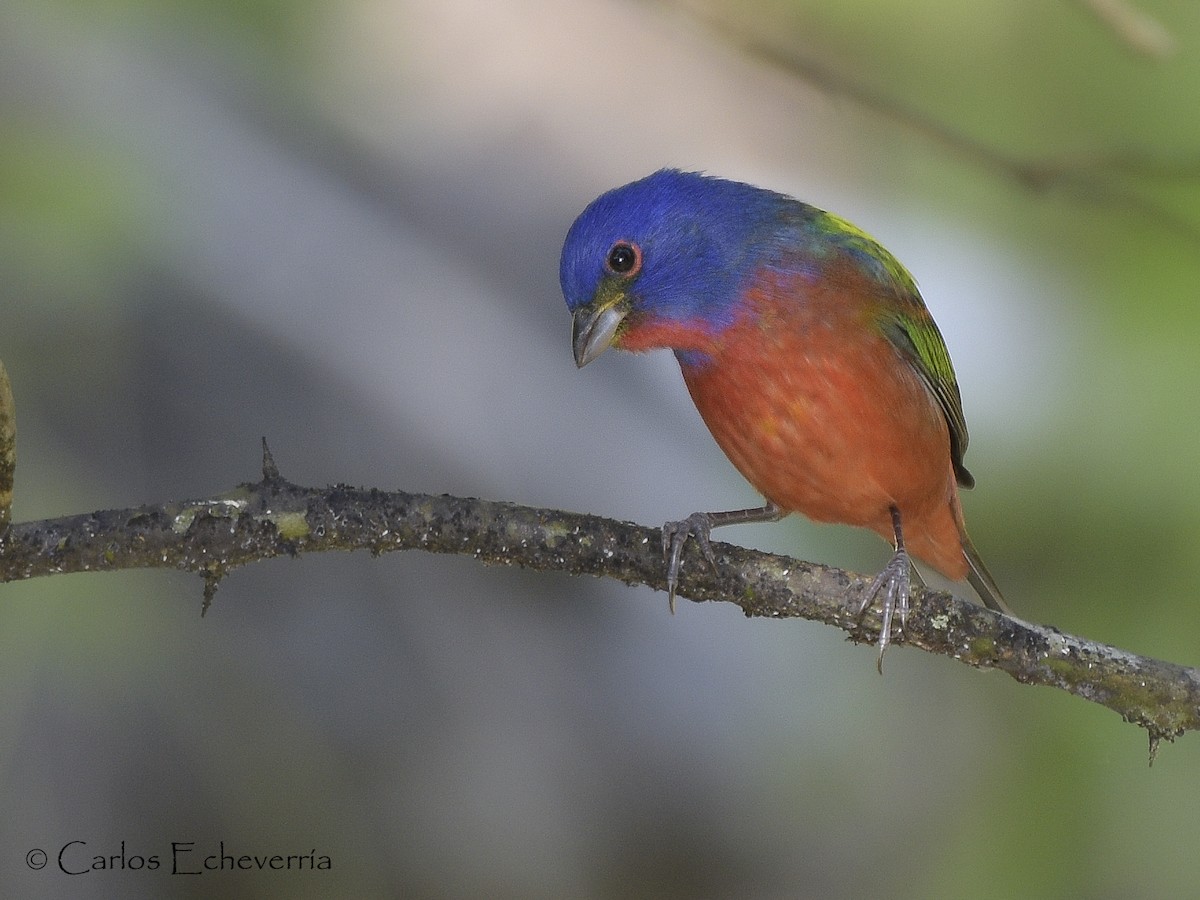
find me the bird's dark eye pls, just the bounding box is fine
[606,241,641,276]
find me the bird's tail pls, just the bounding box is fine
[961,531,1013,616]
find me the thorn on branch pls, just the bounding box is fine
[261,437,280,481]
[201,567,223,617]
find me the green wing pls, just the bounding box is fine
[880,310,974,489]
[818,212,974,488]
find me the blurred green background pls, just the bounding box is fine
[3,0,1200,897]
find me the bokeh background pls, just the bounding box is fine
[4,0,1200,896]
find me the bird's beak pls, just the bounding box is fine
[571,294,630,367]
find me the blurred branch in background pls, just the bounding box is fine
[1,440,1196,755]
[657,0,1200,243]
[1074,0,1177,59]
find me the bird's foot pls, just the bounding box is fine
[661,512,720,614]
[858,548,915,673]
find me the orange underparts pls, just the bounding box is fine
[618,269,970,581]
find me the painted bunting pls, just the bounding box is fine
[560,169,1011,662]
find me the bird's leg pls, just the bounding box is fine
[858,505,924,672]
[662,500,785,613]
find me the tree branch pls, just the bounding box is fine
[0,360,15,533]
[1,442,1196,756]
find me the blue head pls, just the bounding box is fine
[560,169,793,367]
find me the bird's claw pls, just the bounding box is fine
[858,548,913,673]
[662,512,719,614]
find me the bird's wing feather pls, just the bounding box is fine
[815,211,975,489]
[878,312,973,488]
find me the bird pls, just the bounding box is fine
[559,168,1012,664]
